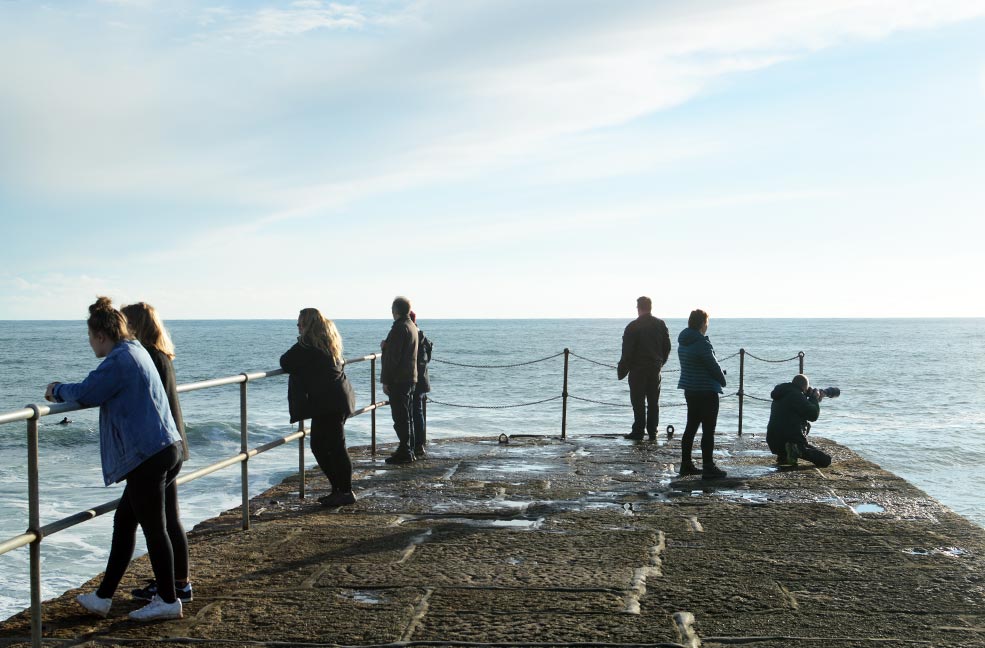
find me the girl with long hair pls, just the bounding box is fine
[45,297,185,621]
[120,302,192,605]
[280,308,356,507]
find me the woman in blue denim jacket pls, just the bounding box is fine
[45,297,184,622]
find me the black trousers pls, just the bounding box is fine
[388,382,415,452]
[98,443,185,604]
[412,386,427,448]
[628,368,661,436]
[310,412,352,493]
[681,390,719,466]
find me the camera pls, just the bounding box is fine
[810,386,840,399]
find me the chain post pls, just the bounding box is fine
[239,376,250,531]
[27,411,42,648]
[561,348,569,439]
[738,349,745,437]
[298,420,306,500]
[371,356,377,456]
[799,351,805,375]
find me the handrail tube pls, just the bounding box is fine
[346,353,381,363]
[353,401,388,418]
[0,408,34,425]
[0,532,36,556]
[561,348,569,439]
[27,413,41,648]
[298,421,307,500]
[240,379,249,531]
[371,357,377,455]
[738,349,745,437]
[39,499,121,538]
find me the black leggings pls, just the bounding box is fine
[310,412,352,493]
[681,391,720,466]
[97,443,185,604]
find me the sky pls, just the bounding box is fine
[1,0,984,320]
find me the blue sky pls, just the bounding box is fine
[1,1,984,319]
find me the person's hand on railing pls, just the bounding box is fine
[45,382,61,403]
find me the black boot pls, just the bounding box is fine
[678,460,702,477]
[702,463,727,479]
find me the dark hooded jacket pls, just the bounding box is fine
[676,327,726,393]
[766,382,820,452]
[617,314,670,379]
[381,316,419,386]
[280,340,355,423]
[416,330,433,393]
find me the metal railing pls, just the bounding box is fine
[0,352,386,648]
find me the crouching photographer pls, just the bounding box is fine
[766,374,836,468]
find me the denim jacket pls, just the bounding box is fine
[53,340,180,485]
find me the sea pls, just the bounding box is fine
[1,318,983,620]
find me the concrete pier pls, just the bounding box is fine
[1,432,983,647]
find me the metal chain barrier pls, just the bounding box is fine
[743,351,801,363]
[742,393,773,402]
[425,395,563,409]
[567,351,616,370]
[432,351,564,369]
[568,392,737,409]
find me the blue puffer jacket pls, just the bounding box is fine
[53,340,180,485]
[676,327,727,393]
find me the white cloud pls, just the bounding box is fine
[2,0,984,277]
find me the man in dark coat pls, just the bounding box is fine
[617,296,671,441]
[381,296,419,464]
[766,374,832,468]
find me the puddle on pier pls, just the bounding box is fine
[852,503,886,514]
[903,546,970,557]
[474,463,554,473]
[337,590,386,605]
[398,515,545,530]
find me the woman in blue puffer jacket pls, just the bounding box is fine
[46,297,184,622]
[676,309,727,479]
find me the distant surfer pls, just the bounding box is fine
[57,416,71,425]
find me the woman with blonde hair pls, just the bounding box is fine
[45,297,184,621]
[120,302,192,605]
[281,308,356,507]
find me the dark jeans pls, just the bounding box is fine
[98,443,185,604]
[412,386,427,448]
[628,368,661,437]
[681,390,720,466]
[388,382,415,452]
[310,412,352,493]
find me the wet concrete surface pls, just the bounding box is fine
[1,432,984,647]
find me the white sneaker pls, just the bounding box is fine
[76,592,112,618]
[128,594,182,621]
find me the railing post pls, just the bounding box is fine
[239,376,250,531]
[561,348,569,439]
[738,349,745,437]
[799,351,805,375]
[371,356,377,456]
[27,411,42,648]
[298,420,306,500]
